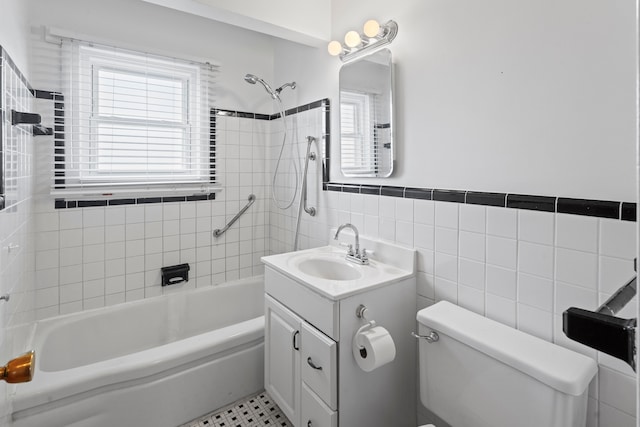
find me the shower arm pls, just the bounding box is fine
[275,82,296,95]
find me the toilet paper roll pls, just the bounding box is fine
[352,325,396,372]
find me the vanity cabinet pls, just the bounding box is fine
[265,295,338,427]
[263,265,416,427]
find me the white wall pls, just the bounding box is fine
[0,0,30,73]
[193,0,331,42]
[287,0,638,202]
[27,0,277,114]
[143,0,331,46]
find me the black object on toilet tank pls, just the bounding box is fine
[161,263,190,286]
[563,307,636,371]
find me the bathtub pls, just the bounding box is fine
[11,276,265,427]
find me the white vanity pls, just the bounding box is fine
[261,235,417,427]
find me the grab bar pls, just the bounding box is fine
[598,275,637,316]
[302,136,316,217]
[213,194,255,238]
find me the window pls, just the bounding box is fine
[41,37,218,197]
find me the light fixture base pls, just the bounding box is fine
[339,20,398,62]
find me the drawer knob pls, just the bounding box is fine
[307,357,323,371]
[308,421,313,427]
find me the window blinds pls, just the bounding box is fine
[340,90,378,175]
[31,31,219,197]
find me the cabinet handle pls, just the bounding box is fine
[307,357,323,370]
[308,421,313,427]
[293,330,300,351]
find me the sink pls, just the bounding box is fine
[295,256,363,281]
[262,239,416,300]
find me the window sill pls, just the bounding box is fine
[51,184,222,200]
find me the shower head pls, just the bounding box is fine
[244,74,278,100]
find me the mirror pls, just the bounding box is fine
[339,48,394,177]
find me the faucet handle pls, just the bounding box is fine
[339,242,354,256]
[361,248,369,261]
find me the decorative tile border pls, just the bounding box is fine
[54,193,215,209]
[0,56,632,222]
[323,183,637,221]
[53,98,331,209]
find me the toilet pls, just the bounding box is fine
[416,301,598,427]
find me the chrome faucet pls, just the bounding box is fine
[334,223,369,265]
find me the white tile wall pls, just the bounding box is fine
[300,190,637,427]
[0,57,36,331]
[0,55,37,421]
[30,112,271,318]
[271,107,328,253]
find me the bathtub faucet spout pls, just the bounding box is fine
[1,351,35,383]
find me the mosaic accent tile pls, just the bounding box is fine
[179,391,292,427]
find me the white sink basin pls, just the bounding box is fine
[294,255,363,281]
[262,240,416,300]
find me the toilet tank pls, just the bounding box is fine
[417,302,598,427]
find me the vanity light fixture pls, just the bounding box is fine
[327,19,398,62]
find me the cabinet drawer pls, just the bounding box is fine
[301,322,337,410]
[301,383,338,427]
[265,267,339,340]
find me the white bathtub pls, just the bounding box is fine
[11,276,265,427]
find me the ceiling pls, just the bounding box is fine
[140,0,331,47]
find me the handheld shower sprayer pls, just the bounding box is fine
[243,73,300,213]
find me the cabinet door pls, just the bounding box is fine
[265,295,302,426]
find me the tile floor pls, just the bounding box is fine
[179,391,292,427]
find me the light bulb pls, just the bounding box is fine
[327,40,343,56]
[344,30,361,48]
[363,20,381,38]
